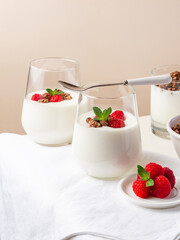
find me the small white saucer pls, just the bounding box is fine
[118,174,180,209]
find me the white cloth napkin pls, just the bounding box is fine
[0,133,180,240]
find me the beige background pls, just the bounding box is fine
[1,0,180,134]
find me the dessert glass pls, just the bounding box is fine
[21,57,80,145]
[151,65,180,139]
[72,84,142,179]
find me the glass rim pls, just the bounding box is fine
[30,57,79,72]
[151,64,180,75]
[81,82,136,100]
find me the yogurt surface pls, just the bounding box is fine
[72,110,142,179]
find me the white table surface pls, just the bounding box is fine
[0,116,180,240]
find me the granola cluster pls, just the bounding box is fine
[38,93,51,103]
[157,71,180,91]
[61,92,72,100]
[172,123,180,134]
[86,117,111,128]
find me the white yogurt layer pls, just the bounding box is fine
[22,90,85,145]
[72,110,142,179]
[151,85,180,126]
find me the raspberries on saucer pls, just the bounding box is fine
[152,176,171,198]
[145,162,164,179]
[132,179,151,198]
[133,163,175,199]
[163,167,176,188]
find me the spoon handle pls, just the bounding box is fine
[127,73,171,85]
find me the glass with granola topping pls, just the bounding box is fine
[72,84,142,179]
[21,58,83,145]
[151,65,180,139]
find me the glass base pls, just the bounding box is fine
[38,141,71,147]
[86,165,137,181]
[89,176,122,181]
[151,119,170,139]
[27,135,72,147]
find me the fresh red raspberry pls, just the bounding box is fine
[163,167,175,189]
[31,93,42,101]
[110,110,125,120]
[132,179,151,198]
[108,118,125,128]
[49,95,63,102]
[152,175,171,198]
[145,162,164,180]
[137,174,141,179]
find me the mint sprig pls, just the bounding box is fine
[146,179,154,187]
[93,107,112,121]
[46,88,64,95]
[137,165,154,187]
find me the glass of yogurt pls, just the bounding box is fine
[72,84,142,179]
[21,57,81,145]
[151,65,180,139]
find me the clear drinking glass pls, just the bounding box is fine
[21,57,80,145]
[151,65,180,139]
[72,84,142,179]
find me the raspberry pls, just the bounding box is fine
[132,179,151,198]
[137,174,141,179]
[108,118,125,128]
[110,110,125,120]
[163,167,175,189]
[49,95,63,102]
[145,162,164,180]
[152,176,171,198]
[31,93,42,101]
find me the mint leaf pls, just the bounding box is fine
[93,107,102,119]
[137,165,150,180]
[46,88,54,95]
[57,91,64,95]
[146,179,154,187]
[141,177,147,181]
[46,88,64,96]
[102,107,112,121]
[93,107,112,121]
[54,89,58,95]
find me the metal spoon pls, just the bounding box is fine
[58,73,171,91]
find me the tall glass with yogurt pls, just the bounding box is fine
[151,65,180,139]
[72,84,142,179]
[21,57,81,145]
